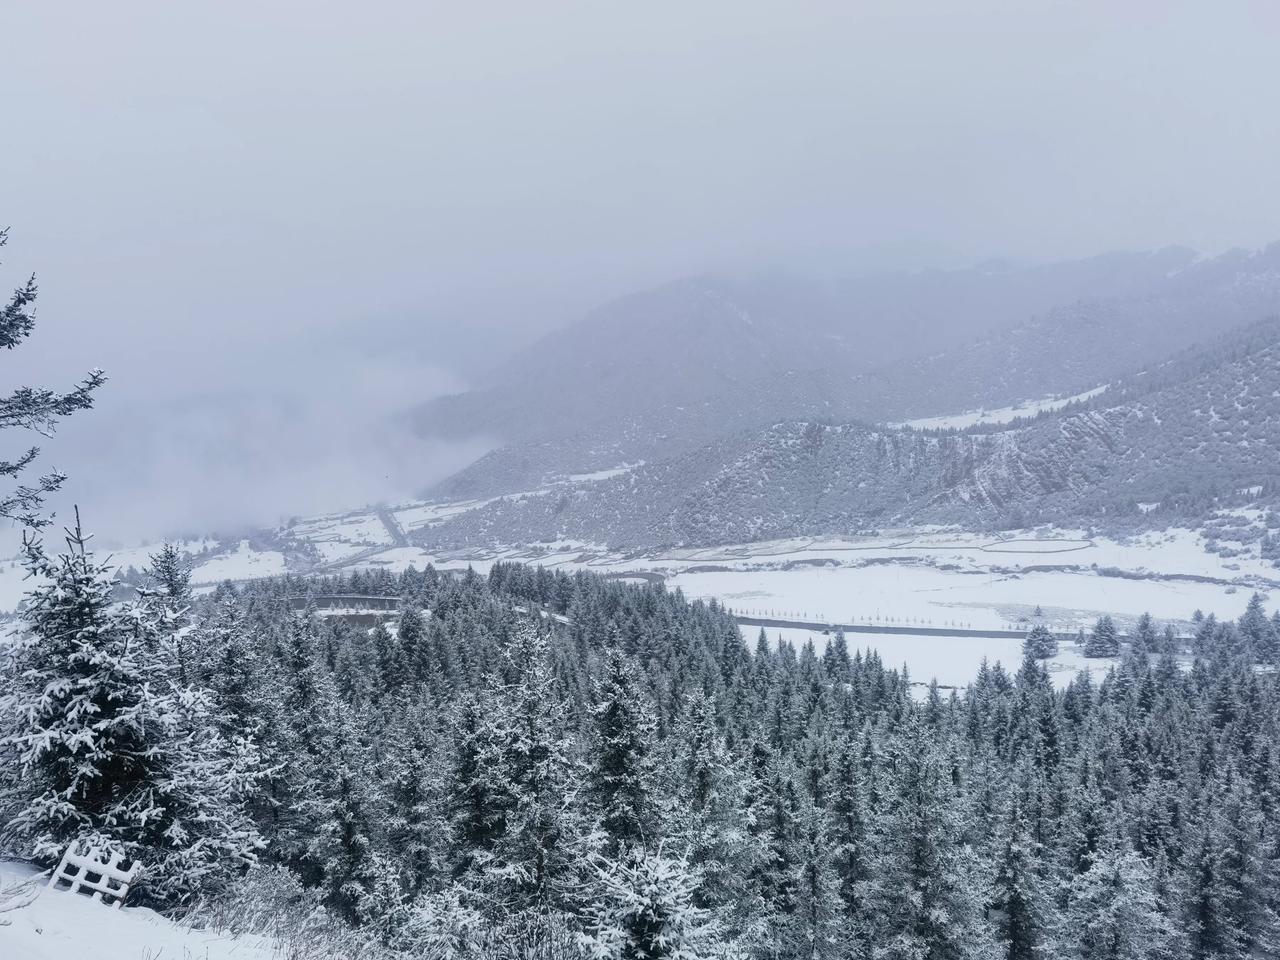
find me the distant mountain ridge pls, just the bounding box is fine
[419,244,1280,500]
[412,315,1280,549]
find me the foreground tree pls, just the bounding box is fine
[580,846,733,960]
[587,650,660,855]
[449,626,580,924]
[873,724,998,960]
[0,517,261,903]
[0,229,105,527]
[1058,842,1179,960]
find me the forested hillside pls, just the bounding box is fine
[423,245,1280,500]
[3,544,1278,960]
[416,317,1280,549]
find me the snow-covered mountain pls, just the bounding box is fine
[412,316,1280,549]
[419,244,1280,499]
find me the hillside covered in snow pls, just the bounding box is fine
[413,316,1280,549]
[421,245,1280,500]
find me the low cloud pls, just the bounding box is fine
[7,346,489,551]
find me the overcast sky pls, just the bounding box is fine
[2,0,1279,544]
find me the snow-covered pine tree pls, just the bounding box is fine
[260,613,343,879]
[382,693,446,898]
[310,704,403,928]
[0,518,159,862]
[872,722,998,960]
[138,543,196,683]
[1024,623,1058,660]
[669,690,761,938]
[0,517,261,903]
[449,624,579,923]
[1057,840,1178,960]
[371,621,408,697]
[822,629,852,685]
[1183,780,1279,960]
[122,553,265,902]
[1237,593,1279,665]
[1131,613,1159,658]
[784,789,841,960]
[1084,616,1121,658]
[198,594,272,746]
[489,625,580,914]
[580,844,731,960]
[586,649,660,856]
[0,229,105,528]
[136,680,265,903]
[755,752,803,942]
[989,795,1052,960]
[824,734,877,959]
[446,693,505,878]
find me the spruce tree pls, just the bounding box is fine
[1084,616,1121,658]
[383,695,445,897]
[785,791,842,960]
[1132,614,1159,657]
[873,724,997,960]
[452,625,579,919]
[1238,593,1278,665]
[1024,624,1058,660]
[1059,841,1177,960]
[668,691,761,943]
[262,614,342,878]
[0,519,261,903]
[825,734,877,958]
[990,798,1051,960]
[312,707,400,927]
[0,229,105,527]
[587,650,659,855]
[581,846,730,960]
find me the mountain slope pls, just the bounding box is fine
[421,244,1280,499]
[414,320,1280,549]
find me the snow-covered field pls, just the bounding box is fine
[191,540,287,584]
[672,563,1240,632]
[0,489,1271,691]
[289,511,392,566]
[392,498,489,531]
[754,625,1113,691]
[0,860,276,960]
[890,385,1109,431]
[352,520,1266,687]
[291,512,387,544]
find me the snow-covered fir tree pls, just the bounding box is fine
[0,518,261,902]
[1084,616,1121,658]
[0,230,104,528]
[1023,623,1058,660]
[587,649,660,856]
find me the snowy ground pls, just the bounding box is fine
[888,385,1109,430]
[0,489,1271,691]
[671,563,1240,632]
[358,525,1268,631]
[392,497,490,532]
[754,626,1113,691]
[191,539,287,584]
[0,860,277,960]
[328,519,1267,688]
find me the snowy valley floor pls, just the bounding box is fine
[2,496,1274,691]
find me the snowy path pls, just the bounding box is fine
[376,507,410,547]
